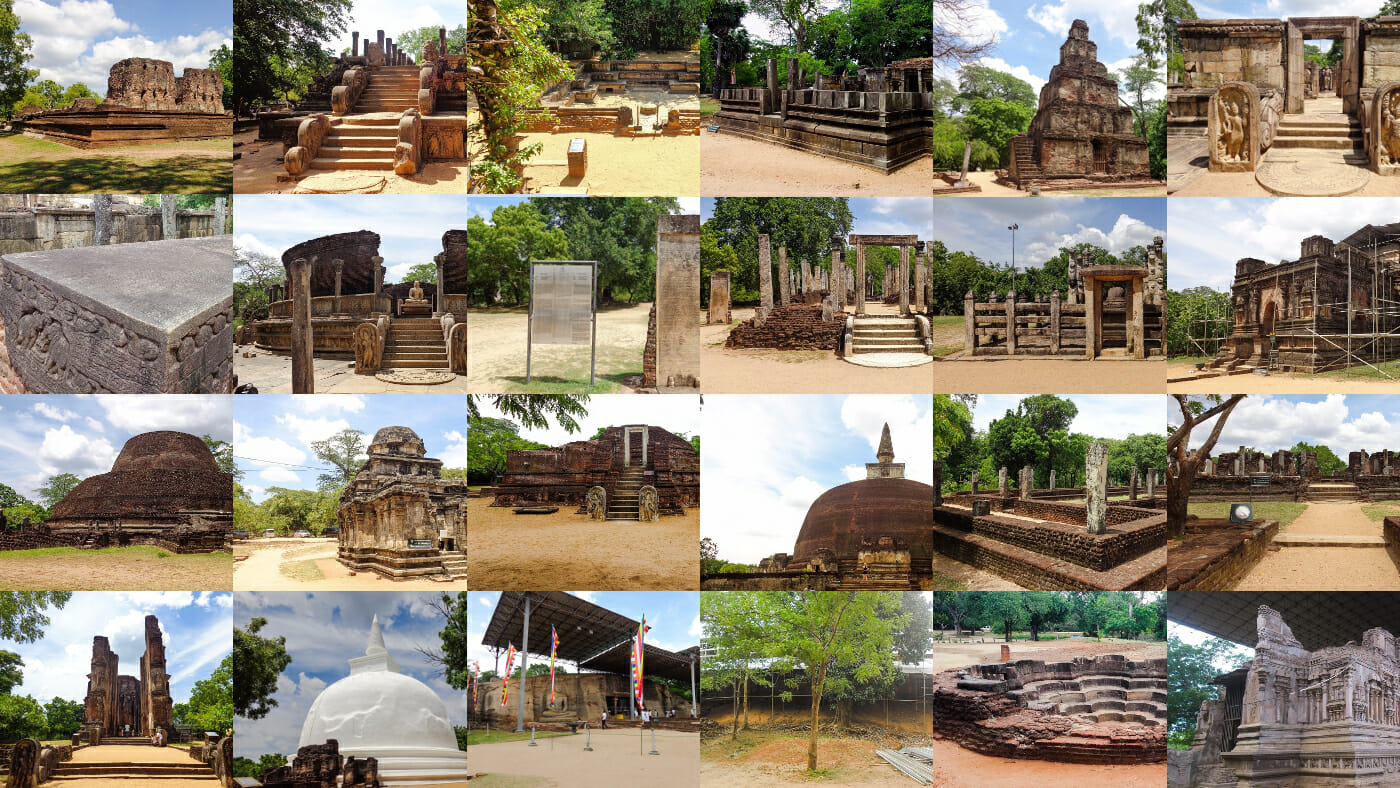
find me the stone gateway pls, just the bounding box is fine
[79,615,175,740]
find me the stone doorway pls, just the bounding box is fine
[621,425,649,468]
[1092,139,1108,174]
[1284,19,1358,115]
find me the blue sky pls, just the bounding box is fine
[17,0,231,90]
[702,395,933,564]
[0,395,231,502]
[7,591,231,708]
[1169,395,1400,455]
[1167,198,1400,291]
[701,197,933,241]
[233,590,697,760]
[233,394,468,503]
[972,395,1165,439]
[935,197,1167,273]
[470,394,701,448]
[233,195,469,286]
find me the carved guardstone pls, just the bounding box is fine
[1373,82,1400,175]
[1209,81,1261,173]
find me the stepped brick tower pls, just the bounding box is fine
[81,615,175,738]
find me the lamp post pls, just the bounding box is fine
[1008,223,1019,295]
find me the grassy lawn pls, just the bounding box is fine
[1169,355,1211,365]
[1362,500,1400,522]
[460,728,572,746]
[1187,501,1308,527]
[929,314,962,356]
[1319,362,1400,381]
[0,134,230,193]
[699,97,720,116]
[0,545,231,590]
[279,559,325,582]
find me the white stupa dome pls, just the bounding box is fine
[299,615,469,785]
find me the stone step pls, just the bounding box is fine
[381,358,449,369]
[384,351,446,361]
[1270,135,1360,149]
[334,119,399,131]
[852,336,923,346]
[1276,122,1360,135]
[317,146,395,159]
[309,157,392,170]
[329,135,398,147]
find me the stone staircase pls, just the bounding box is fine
[1272,114,1362,151]
[1010,137,1042,183]
[97,739,152,746]
[382,318,447,369]
[52,749,218,782]
[607,466,645,521]
[1306,482,1362,502]
[308,66,420,172]
[850,316,924,355]
[439,550,468,579]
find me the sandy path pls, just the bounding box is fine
[466,499,698,590]
[467,729,697,787]
[518,131,699,196]
[936,170,1165,197]
[467,303,651,393]
[700,305,932,393]
[0,549,230,591]
[1282,502,1379,536]
[700,133,930,196]
[1168,365,1400,393]
[935,359,1165,393]
[930,554,1025,590]
[233,129,469,194]
[234,540,463,590]
[1234,524,1400,591]
[922,739,1165,788]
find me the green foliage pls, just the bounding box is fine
[35,475,79,511]
[931,395,973,463]
[466,416,549,485]
[704,198,854,301]
[703,0,750,95]
[601,0,702,52]
[233,617,291,720]
[1107,433,1168,487]
[232,0,352,114]
[955,65,1036,111]
[402,262,439,285]
[174,655,233,733]
[233,754,289,779]
[0,0,36,119]
[203,435,241,481]
[0,649,22,693]
[238,487,339,535]
[0,693,45,740]
[1,503,46,527]
[435,593,474,690]
[531,198,680,302]
[13,79,98,117]
[1145,98,1167,180]
[1290,442,1346,476]
[807,0,931,70]
[42,697,82,739]
[311,429,365,493]
[1168,634,1248,745]
[462,202,570,305]
[746,0,829,52]
[466,395,591,434]
[1164,287,1231,357]
[0,483,27,510]
[1136,0,1197,80]
[962,98,1034,168]
[208,45,234,112]
[394,25,469,60]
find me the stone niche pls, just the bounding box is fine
[0,237,234,394]
[79,615,174,739]
[337,426,468,579]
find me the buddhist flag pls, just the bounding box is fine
[549,626,558,708]
[470,662,481,704]
[631,616,650,711]
[502,644,517,706]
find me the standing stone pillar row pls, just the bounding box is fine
[1146,467,1156,497]
[1019,466,1033,499]
[1086,442,1109,535]
[289,256,315,394]
[92,194,112,247]
[777,245,790,306]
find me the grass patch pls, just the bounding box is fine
[1168,355,1212,365]
[0,134,230,193]
[0,545,184,559]
[699,97,720,117]
[929,569,966,591]
[1319,362,1400,381]
[1187,501,1308,527]
[279,559,325,583]
[459,728,571,746]
[1361,500,1400,522]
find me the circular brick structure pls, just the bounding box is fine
[792,477,935,567]
[50,430,232,520]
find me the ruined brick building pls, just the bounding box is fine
[337,426,468,580]
[1206,224,1400,373]
[489,425,699,520]
[80,615,174,739]
[1009,20,1152,189]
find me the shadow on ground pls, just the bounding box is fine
[0,153,231,193]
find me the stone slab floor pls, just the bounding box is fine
[1232,502,1400,590]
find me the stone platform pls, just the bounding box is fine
[1167,518,1279,590]
[17,109,232,148]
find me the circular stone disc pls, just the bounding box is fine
[374,369,457,385]
[1256,156,1370,197]
[842,353,933,368]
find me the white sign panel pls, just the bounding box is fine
[531,263,594,346]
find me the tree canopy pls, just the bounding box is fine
[233,617,291,720]
[232,0,352,114]
[703,198,854,304]
[1168,634,1247,748]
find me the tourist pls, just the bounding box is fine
[600,710,608,729]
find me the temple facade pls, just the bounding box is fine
[80,615,174,739]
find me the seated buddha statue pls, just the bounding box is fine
[399,280,433,316]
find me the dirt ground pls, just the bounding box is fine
[234,538,464,590]
[702,735,920,787]
[700,133,930,196]
[467,303,650,393]
[934,170,1166,197]
[0,132,230,193]
[1232,502,1400,591]
[0,547,231,590]
[922,738,1165,788]
[467,728,697,788]
[466,498,698,590]
[935,358,1166,393]
[701,305,932,393]
[233,129,470,194]
[234,344,469,393]
[930,554,1025,590]
[1168,363,1400,393]
[518,130,699,196]
[927,637,1167,672]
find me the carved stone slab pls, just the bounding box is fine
[1208,81,1261,173]
[1373,82,1400,175]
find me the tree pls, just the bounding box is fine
[232,0,353,114]
[705,0,749,97]
[310,429,366,492]
[208,44,234,112]
[601,0,702,53]
[700,537,723,575]
[420,593,473,689]
[954,65,1035,111]
[530,198,680,302]
[35,473,79,509]
[1168,634,1248,747]
[932,0,995,66]
[700,592,772,738]
[0,694,45,740]
[1290,441,1345,476]
[466,395,590,433]
[175,655,233,733]
[1117,52,1163,123]
[59,82,99,105]
[466,417,549,484]
[203,435,242,481]
[234,754,291,779]
[233,617,291,720]
[930,591,972,636]
[1136,0,1197,80]
[705,198,855,299]
[401,262,438,285]
[0,593,68,643]
[1167,395,1246,538]
[744,0,826,52]
[395,24,468,60]
[961,97,1034,167]
[464,202,570,304]
[0,649,22,693]
[931,395,974,463]
[43,697,82,739]
[0,0,35,119]
[0,483,27,511]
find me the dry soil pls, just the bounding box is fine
[700,132,930,196]
[467,303,651,393]
[233,538,463,591]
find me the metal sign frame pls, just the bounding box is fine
[526,260,598,386]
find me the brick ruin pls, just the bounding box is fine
[528,58,703,137]
[1172,605,1400,788]
[963,238,1165,359]
[79,615,174,739]
[1188,445,1400,502]
[714,56,933,171]
[337,426,467,580]
[934,654,1166,764]
[14,58,231,148]
[932,444,1167,590]
[477,672,692,726]
[242,229,467,376]
[1008,20,1154,190]
[1204,225,1400,373]
[489,425,699,520]
[703,425,936,590]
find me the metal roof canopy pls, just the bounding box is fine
[1169,592,1400,651]
[481,591,695,682]
[1339,223,1400,250]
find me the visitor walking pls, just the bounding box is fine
[600,709,608,729]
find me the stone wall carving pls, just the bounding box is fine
[586,486,606,520]
[1374,81,1400,175]
[353,321,383,372]
[286,114,331,175]
[639,485,659,522]
[1209,82,1260,172]
[331,68,368,115]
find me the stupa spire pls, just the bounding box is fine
[367,614,387,656]
[877,423,894,464]
[350,614,400,675]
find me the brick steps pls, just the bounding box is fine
[607,468,646,520]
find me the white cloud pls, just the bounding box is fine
[438,430,469,468]
[238,434,306,468]
[259,467,302,485]
[978,56,1047,96]
[1023,213,1164,267]
[297,396,366,414]
[97,396,231,438]
[275,414,351,447]
[1026,0,1138,49]
[32,402,77,422]
[688,616,701,638]
[38,424,116,478]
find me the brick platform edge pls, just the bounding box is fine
[1168,519,1279,590]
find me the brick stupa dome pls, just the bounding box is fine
[368,426,426,457]
[790,424,934,566]
[49,430,233,520]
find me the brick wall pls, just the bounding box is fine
[724,303,844,350]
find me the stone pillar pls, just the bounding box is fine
[386,37,394,63]
[160,194,177,240]
[1005,290,1017,356]
[854,243,866,315]
[92,193,112,246]
[914,252,925,311]
[1049,469,1056,490]
[765,59,779,114]
[964,291,976,354]
[1146,467,1156,498]
[439,27,448,55]
[1019,466,1033,499]
[372,255,385,312]
[1084,275,1098,358]
[777,245,790,305]
[970,470,979,495]
[1147,237,1164,306]
[377,30,384,50]
[655,214,701,389]
[213,196,227,235]
[898,245,910,315]
[289,256,315,394]
[1000,644,1010,661]
[1130,466,1139,500]
[352,32,360,57]
[831,250,843,309]
[708,271,731,324]
[787,56,798,89]
[932,461,943,507]
[801,259,811,295]
[332,258,344,315]
[998,467,1008,497]
[434,253,445,313]
[1050,290,1061,354]
[1086,442,1108,535]
[757,234,773,318]
[1130,276,1146,359]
